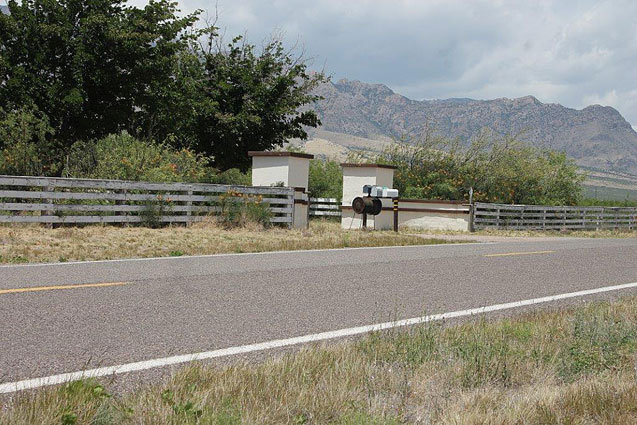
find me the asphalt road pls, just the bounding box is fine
[1,237,637,391]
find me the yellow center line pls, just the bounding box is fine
[485,250,555,257]
[0,281,129,295]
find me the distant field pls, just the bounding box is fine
[4,297,637,424]
[582,184,637,201]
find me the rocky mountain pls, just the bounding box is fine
[311,79,637,175]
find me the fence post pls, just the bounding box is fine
[562,208,566,230]
[186,189,193,220]
[615,209,619,230]
[469,203,476,232]
[289,190,295,229]
[115,189,127,223]
[542,208,546,230]
[393,198,398,232]
[44,184,54,228]
[496,207,501,229]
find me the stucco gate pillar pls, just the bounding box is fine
[340,163,397,230]
[249,151,313,229]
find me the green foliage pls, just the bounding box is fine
[139,197,173,229]
[0,106,57,175]
[309,159,343,199]
[579,198,637,207]
[0,0,201,151]
[559,308,637,380]
[189,35,327,170]
[216,191,272,228]
[208,168,252,186]
[63,131,211,182]
[0,0,325,174]
[376,131,584,205]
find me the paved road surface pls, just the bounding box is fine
[1,237,637,392]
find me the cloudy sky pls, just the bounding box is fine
[169,0,637,127]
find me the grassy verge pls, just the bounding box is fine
[472,228,637,238]
[407,227,637,238]
[0,220,454,265]
[4,298,637,424]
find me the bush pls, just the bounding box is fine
[308,159,343,199]
[0,107,58,176]
[209,168,252,186]
[216,191,272,228]
[63,131,212,182]
[376,130,584,205]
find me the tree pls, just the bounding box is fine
[0,0,201,155]
[191,35,326,170]
[0,0,326,174]
[0,106,56,176]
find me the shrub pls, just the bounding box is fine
[0,106,58,176]
[209,168,252,186]
[216,191,272,228]
[63,131,212,182]
[309,159,343,199]
[376,130,584,205]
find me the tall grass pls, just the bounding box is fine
[0,221,452,264]
[3,298,637,424]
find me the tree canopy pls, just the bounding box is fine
[0,0,325,173]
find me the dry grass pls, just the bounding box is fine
[409,227,637,239]
[0,220,452,265]
[474,228,637,238]
[3,298,637,424]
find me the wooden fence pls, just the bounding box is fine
[309,197,341,217]
[473,202,637,231]
[0,175,294,226]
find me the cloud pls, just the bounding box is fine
[158,0,637,127]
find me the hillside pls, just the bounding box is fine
[310,79,637,176]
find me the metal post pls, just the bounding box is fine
[362,212,367,229]
[393,198,398,232]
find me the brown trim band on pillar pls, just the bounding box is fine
[342,206,469,215]
[340,163,398,170]
[398,198,468,205]
[248,151,314,159]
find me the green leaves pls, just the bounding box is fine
[377,131,584,205]
[191,36,327,170]
[0,0,202,151]
[0,0,325,174]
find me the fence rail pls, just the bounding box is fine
[473,202,637,231]
[0,175,294,226]
[309,197,341,217]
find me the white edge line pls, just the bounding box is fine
[0,241,492,269]
[2,280,636,394]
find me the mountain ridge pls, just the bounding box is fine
[311,79,637,174]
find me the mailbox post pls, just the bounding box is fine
[351,185,399,231]
[341,163,397,230]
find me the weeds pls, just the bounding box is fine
[216,191,272,228]
[139,195,173,228]
[0,221,451,264]
[4,298,637,424]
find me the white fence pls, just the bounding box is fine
[309,197,341,217]
[473,202,637,231]
[0,175,294,226]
